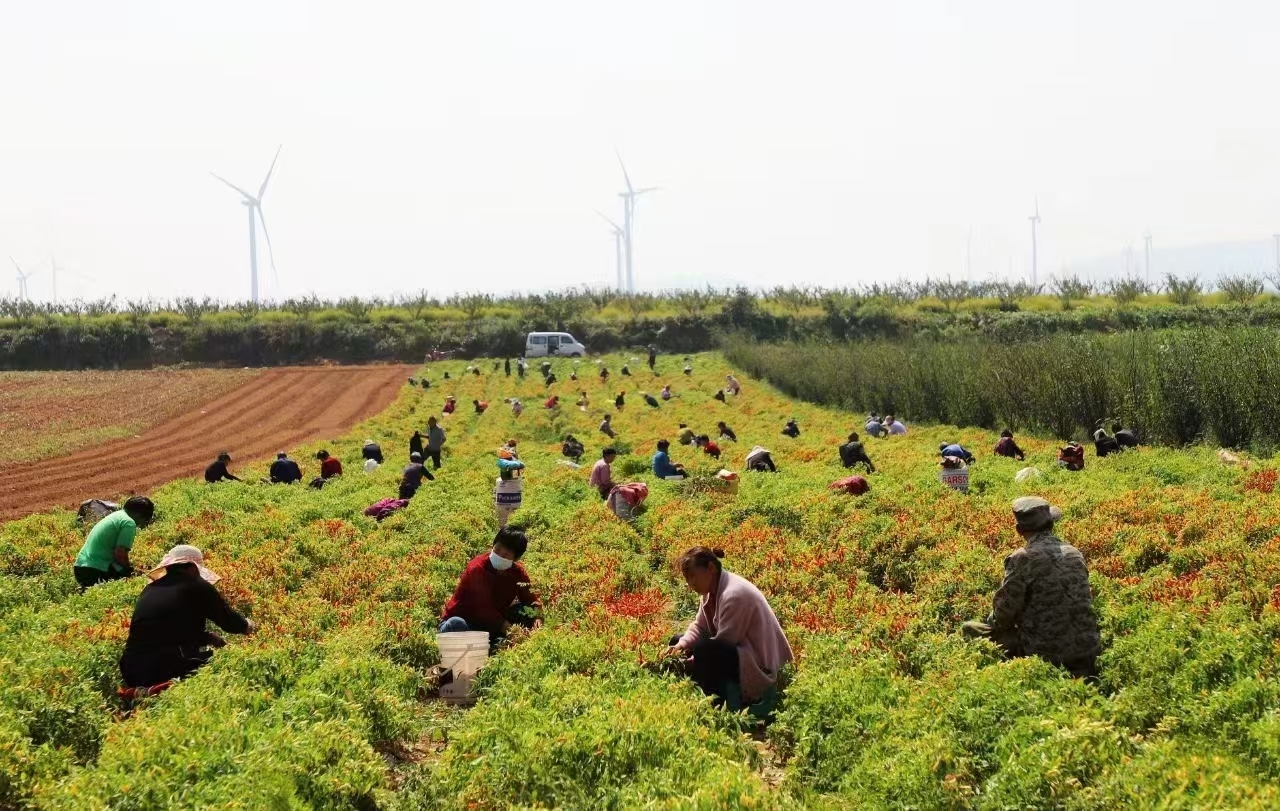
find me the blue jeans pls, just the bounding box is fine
[438,617,470,633]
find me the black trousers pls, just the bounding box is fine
[424,448,442,469]
[120,645,213,688]
[670,635,740,702]
[74,565,129,591]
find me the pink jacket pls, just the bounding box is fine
[678,570,793,702]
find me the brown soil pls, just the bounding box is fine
[0,365,414,521]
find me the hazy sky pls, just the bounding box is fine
[4,1,1280,302]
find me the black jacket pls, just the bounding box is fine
[269,458,302,484]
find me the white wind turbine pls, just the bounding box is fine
[615,150,658,294]
[595,210,625,290]
[212,146,281,304]
[1028,197,1041,287]
[11,257,37,302]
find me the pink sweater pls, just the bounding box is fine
[678,570,793,702]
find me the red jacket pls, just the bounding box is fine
[441,553,539,634]
[320,457,343,478]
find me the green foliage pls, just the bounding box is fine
[1219,274,1265,304]
[1166,273,1203,306]
[4,352,1280,807]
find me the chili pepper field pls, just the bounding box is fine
[2,353,1280,809]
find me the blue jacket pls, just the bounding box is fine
[941,444,974,462]
[652,451,680,478]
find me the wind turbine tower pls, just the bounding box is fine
[1144,232,1153,286]
[596,211,625,290]
[11,258,37,302]
[615,151,658,294]
[212,146,282,304]
[1028,198,1041,287]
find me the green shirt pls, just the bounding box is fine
[74,510,137,573]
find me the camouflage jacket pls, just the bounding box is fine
[991,530,1101,662]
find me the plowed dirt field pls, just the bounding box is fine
[0,365,413,521]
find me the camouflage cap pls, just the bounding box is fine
[1012,496,1063,531]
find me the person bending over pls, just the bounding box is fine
[204,452,239,483]
[73,496,155,590]
[269,451,302,484]
[838,433,876,473]
[119,544,254,688]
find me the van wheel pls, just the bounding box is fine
[570,353,582,358]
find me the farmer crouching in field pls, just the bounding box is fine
[439,527,541,643]
[1113,421,1139,449]
[119,544,255,690]
[653,440,687,479]
[73,496,155,590]
[1093,427,1121,458]
[994,430,1025,461]
[962,497,1101,680]
[839,433,876,473]
[940,442,975,464]
[204,452,240,483]
[362,438,384,465]
[664,547,793,715]
[269,451,302,484]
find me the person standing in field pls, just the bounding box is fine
[438,527,542,643]
[884,414,907,435]
[648,345,657,372]
[73,496,155,590]
[962,497,1101,680]
[119,544,255,690]
[409,430,425,460]
[838,433,876,473]
[269,452,302,484]
[590,448,618,500]
[994,429,1025,461]
[504,358,511,377]
[517,357,526,379]
[204,452,240,483]
[425,416,446,469]
[664,547,793,713]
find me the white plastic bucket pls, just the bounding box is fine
[437,631,489,677]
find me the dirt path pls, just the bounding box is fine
[0,365,415,521]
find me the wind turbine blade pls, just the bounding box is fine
[258,144,282,199]
[614,148,634,193]
[211,172,256,201]
[10,257,21,274]
[256,205,278,284]
[595,209,622,231]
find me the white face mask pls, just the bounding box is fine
[489,551,514,571]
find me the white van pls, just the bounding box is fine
[525,332,587,358]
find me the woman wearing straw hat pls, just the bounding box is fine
[118,545,254,689]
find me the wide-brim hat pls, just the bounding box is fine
[1012,496,1062,531]
[148,544,220,584]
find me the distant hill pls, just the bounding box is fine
[1069,239,1279,289]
